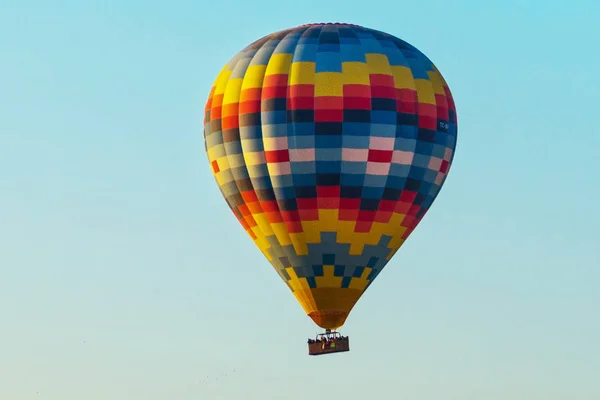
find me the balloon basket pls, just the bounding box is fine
[307,330,350,356]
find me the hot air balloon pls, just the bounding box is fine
[203,23,457,356]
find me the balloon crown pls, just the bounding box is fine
[298,22,363,27]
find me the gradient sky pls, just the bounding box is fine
[1,0,599,399]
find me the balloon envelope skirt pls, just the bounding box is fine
[203,23,457,330]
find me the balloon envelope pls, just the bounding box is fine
[204,23,457,330]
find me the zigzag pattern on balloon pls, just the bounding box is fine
[204,23,457,329]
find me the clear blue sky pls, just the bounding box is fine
[1,0,598,399]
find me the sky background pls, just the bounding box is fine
[1,0,599,399]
